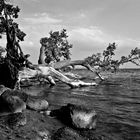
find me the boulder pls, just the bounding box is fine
[46,103,97,130]
[52,127,85,140]
[0,84,28,102]
[26,98,49,111]
[68,104,97,129]
[1,93,26,113]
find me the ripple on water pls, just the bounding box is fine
[23,69,140,140]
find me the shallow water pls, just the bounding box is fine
[24,69,140,140]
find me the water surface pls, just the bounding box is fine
[24,69,140,140]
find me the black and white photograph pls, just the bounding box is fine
[0,0,140,139]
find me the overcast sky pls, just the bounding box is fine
[1,0,140,68]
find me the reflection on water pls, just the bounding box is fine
[25,69,140,140]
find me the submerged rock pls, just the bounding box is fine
[52,127,85,140]
[26,98,49,111]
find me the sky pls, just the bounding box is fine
[1,0,140,68]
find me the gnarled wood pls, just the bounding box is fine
[48,60,104,80]
[15,66,97,89]
[38,43,104,81]
[38,45,46,64]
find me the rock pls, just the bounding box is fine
[52,127,85,140]
[0,85,27,116]
[36,130,51,140]
[7,112,27,128]
[1,93,26,113]
[46,104,97,130]
[68,104,97,129]
[26,98,49,111]
[0,85,28,102]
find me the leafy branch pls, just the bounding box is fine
[85,43,140,72]
[40,29,72,64]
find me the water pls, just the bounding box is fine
[25,69,140,140]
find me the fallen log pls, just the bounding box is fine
[38,45,104,81]
[15,66,98,89]
[43,60,104,81]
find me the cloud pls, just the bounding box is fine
[15,17,140,65]
[20,40,34,48]
[14,0,39,3]
[67,26,140,62]
[68,26,140,48]
[115,38,140,47]
[113,38,140,58]
[66,26,110,60]
[24,13,62,24]
[68,26,113,45]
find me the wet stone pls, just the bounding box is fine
[48,103,97,130]
[1,94,26,113]
[68,104,97,129]
[26,98,49,111]
[52,127,86,140]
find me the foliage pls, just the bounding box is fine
[40,29,72,64]
[39,28,140,72]
[0,0,27,67]
[0,0,26,41]
[85,43,140,72]
[85,53,102,66]
[120,47,140,66]
[0,0,28,88]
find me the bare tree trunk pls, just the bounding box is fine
[16,66,98,89]
[47,60,103,80]
[49,60,83,69]
[38,45,104,81]
[38,45,46,64]
[48,67,97,88]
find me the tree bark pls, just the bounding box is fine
[17,66,98,89]
[38,47,104,80]
[38,45,46,64]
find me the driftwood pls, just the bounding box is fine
[49,60,104,80]
[15,44,104,89]
[15,66,98,89]
[38,45,104,81]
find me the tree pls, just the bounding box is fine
[84,43,118,71]
[38,29,72,64]
[0,1,139,88]
[0,46,5,60]
[0,0,26,88]
[38,34,140,83]
[85,43,140,72]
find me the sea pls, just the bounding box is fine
[24,69,140,140]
